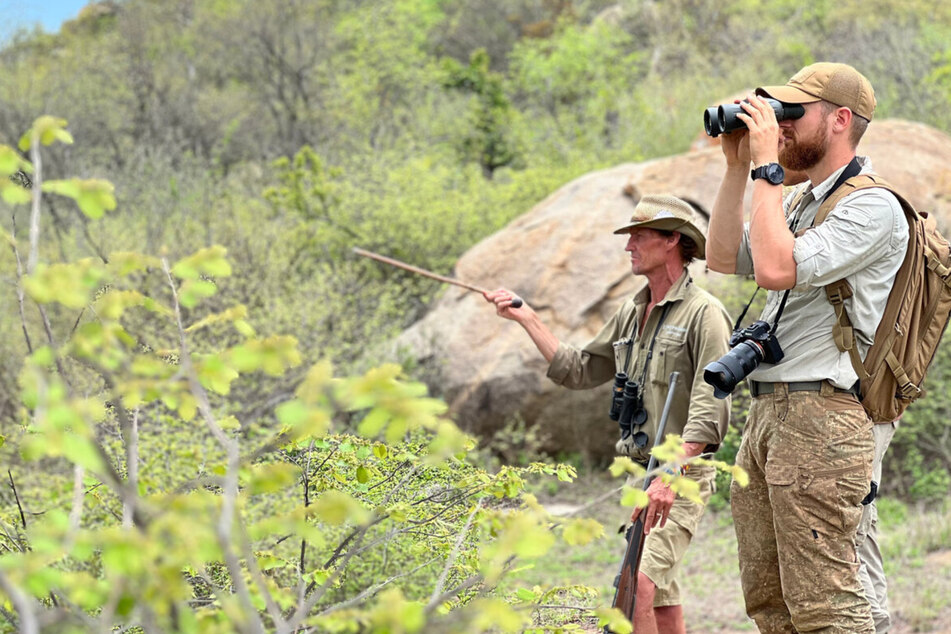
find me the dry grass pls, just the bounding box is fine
[519,471,951,632]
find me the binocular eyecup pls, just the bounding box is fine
[704,98,805,137]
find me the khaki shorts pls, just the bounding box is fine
[624,464,716,607]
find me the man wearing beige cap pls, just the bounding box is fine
[706,62,907,633]
[487,194,732,633]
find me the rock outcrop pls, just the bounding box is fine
[398,120,951,459]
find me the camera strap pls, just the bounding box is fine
[622,302,672,384]
[738,157,864,335]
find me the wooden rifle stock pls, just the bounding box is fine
[606,371,681,631]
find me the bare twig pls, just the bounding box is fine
[428,499,482,609]
[9,216,34,354]
[122,408,140,529]
[318,558,438,617]
[7,471,27,530]
[0,569,38,634]
[27,136,42,274]
[162,258,267,634]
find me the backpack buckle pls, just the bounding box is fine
[897,382,922,400]
[825,282,853,305]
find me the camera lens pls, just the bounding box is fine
[703,339,765,398]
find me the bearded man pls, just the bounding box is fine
[705,63,908,633]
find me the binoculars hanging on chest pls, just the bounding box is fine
[609,372,649,449]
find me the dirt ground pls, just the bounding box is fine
[538,475,951,633]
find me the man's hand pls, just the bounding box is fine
[718,119,751,170]
[737,94,781,167]
[630,476,676,535]
[484,288,528,322]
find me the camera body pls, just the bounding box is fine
[728,320,784,362]
[703,320,785,398]
[704,98,805,137]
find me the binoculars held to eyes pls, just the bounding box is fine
[704,98,805,137]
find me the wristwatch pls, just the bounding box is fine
[750,162,785,185]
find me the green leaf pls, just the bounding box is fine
[312,490,371,526]
[596,607,633,634]
[23,260,106,308]
[19,115,73,150]
[242,463,301,495]
[515,587,537,601]
[356,466,370,483]
[195,354,239,395]
[43,179,117,219]
[172,246,232,280]
[0,144,31,176]
[0,180,32,204]
[561,517,604,546]
[620,486,649,509]
[177,278,219,308]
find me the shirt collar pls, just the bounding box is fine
[634,269,692,307]
[804,155,872,202]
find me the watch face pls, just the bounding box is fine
[766,163,785,184]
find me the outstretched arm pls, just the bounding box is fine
[484,289,559,362]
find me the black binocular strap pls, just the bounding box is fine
[622,302,673,385]
[747,157,864,337]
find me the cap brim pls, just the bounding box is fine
[755,85,821,105]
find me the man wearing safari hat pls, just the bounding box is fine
[487,193,732,633]
[707,62,907,633]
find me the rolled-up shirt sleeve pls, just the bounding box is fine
[547,310,624,390]
[793,189,907,287]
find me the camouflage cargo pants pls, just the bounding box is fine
[731,383,875,633]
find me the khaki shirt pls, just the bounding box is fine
[547,271,732,462]
[734,157,908,388]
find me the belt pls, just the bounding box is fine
[749,380,860,398]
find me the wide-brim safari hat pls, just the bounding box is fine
[613,194,706,258]
[755,62,876,121]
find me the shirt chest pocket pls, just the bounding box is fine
[649,330,688,385]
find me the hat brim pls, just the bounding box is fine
[755,85,821,105]
[613,218,707,260]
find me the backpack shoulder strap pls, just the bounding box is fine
[815,173,908,380]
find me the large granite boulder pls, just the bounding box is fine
[398,119,951,460]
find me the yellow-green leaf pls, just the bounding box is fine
[620,486,649,509]
[19,116,73,150]
[312,490,371,526]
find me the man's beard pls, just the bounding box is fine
[780,125,828,171]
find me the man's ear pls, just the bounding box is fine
[833,107,853,134]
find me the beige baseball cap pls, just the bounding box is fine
[613,194,706,258]
[756,62,876,121]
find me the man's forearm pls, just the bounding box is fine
[707,167,748,273]
[749,180,797,289]
[518,312,560,363]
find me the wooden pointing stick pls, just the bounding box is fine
[352,247,523,308]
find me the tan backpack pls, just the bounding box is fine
[809,174,951,422]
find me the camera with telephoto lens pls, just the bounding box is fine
[704,98,805,137]
[610,377,649,449]
[703,320,785,398]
